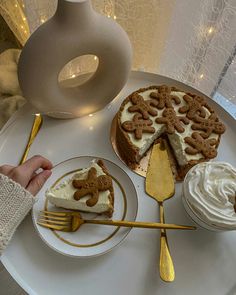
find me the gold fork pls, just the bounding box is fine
[37,210,196,232]
[20,113,43,164]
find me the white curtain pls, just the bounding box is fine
[2,0,236,117]
[0,0,30,46]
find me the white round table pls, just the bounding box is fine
[1,72,236,295]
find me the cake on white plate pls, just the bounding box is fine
[46,160,114,217]
[116,85,226,180]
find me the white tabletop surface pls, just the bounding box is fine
[0,72,236,295]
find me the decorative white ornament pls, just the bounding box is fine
[18,0,132,118]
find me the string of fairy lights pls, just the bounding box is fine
[0,0,235,111]
[198,26,215,81]
[0,0,30,45]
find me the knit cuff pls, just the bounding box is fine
[0,173,35,255]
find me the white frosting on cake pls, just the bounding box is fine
[183,162,236,229]
[120,89,219,165]
[46,162,113,214]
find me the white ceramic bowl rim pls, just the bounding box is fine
[182,163,236,232]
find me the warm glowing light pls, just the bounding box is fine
[15,4,18,8]
[71,74,76,78]
[208,27,214,34]
[21,25,24,29]
[89,114,93,117]
[200,74,204,79]
[23,17,26,21]
[41,18,45,23]
[89,126,94,131]
[107,15,111,18]
[94,56,97,60]
[114,15,117,20]
[24,30,27,34]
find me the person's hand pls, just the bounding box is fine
[0,155,53,195]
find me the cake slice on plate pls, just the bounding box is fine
[46,160,114,217]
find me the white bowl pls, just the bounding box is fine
[182,162,236,232]
[182,192,223,232]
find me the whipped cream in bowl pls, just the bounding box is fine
[182,162,236,231]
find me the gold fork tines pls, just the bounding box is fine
[38,211,73,231]
[38,219,70,225]
[37,222,69,231]
[39,214,68,221]
[41,210,70,216]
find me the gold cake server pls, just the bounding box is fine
[145,141,175,282]
[19,113,43,164]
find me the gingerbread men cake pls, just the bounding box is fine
[116,85,226,179]
[46,160,114,217]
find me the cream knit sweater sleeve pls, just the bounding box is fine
[0,173,35,255]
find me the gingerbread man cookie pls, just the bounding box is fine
[72,167,112,206]
[184,132,217,159]
[155,108,189,133]
[122,113,155,139]
[191,113,226,138]
[128,92,158,119]
[179,94,207,119]
[149,85,181,109]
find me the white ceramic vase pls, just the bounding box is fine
[18,0,132,118]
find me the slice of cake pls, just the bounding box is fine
[116,85,226,179]
[46,160,114,217]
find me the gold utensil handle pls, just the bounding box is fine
[159,202,175,282]
[19,114,42,164]
[84,219,195,230]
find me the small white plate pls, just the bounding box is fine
[32,156,138,257]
